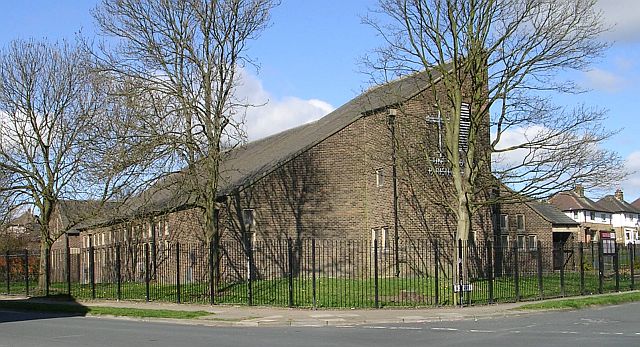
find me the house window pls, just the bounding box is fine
[573,211,578,219]
[376,168,384,187]
[590,211,595,221]
[527,235,538,251]
[242,209,255,230]
[370,227,388,251]
[500,214,509,232]
[517,235,526,251]
[516,214,525,232]
[601,213,606,222]
[500,235,509,248]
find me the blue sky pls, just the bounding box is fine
[1,0,639,198]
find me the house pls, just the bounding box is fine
[2,210,40,251]
[549,185,614,243]
[596,190,640,245]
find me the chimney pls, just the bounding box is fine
[615,189,624,201]
[574,184,584,198]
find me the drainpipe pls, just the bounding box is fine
[388,108,400,277]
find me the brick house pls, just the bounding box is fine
[596,190,640,245]
[47,66,569,281]
[549,185,615,243]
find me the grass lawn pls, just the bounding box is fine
[517,291,640,310]
[3,270,636,308]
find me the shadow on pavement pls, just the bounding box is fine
[0,295,89,324]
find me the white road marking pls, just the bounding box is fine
[431,327,459,331]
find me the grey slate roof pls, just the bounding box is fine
[596,195,640,214]
[548,191,611,213]
[526,201,579,226]
[117,67,448,219]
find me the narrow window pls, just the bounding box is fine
[376,168,384,187]
[381,227,388,251]
[500,235,509,248]
[500,214,509,232]
[528,235,537,251]
[516,214,525,232]
[590,211,595,220]
[459,103,471,152]
[517,235,526,251]
[242,209,255,229]
[573,211,578,219]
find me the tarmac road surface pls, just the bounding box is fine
[1,302,639,347]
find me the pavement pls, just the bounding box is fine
[0,294,556,327]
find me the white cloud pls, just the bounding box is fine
[491,125,547,168]
[596,0,640,42]
[236,70,334,141]
[620,151,640,201]
[581,68,626,92]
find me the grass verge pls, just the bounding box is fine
[518,291,640,310]
[0,300,211,319]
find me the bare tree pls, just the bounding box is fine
[364,0,624,244]
[92,0,278,270]
[0,39,116,287]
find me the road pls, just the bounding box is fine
[1,303,639,346]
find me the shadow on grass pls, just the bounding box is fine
[0,295,89,323]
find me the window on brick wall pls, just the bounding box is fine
[500,234,509,249]
[426,103,471,153]
[517,234,526,251]
[370,227,388,252]
[376,168,384,187]
[242,209,255,230]
[459,103,470,152]
[528,235,538,251]
[516,214,525,232]
[500,214,509,232]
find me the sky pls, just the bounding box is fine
[1,0,639,199]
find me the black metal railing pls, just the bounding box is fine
[1,239,638,308]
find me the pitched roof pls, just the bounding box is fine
[56,200,120,231]
[632,197,640,210]
[596,195,640,214]
[548,191,611,213]
[526,201,579,226]
[118,67,448,218]
[8,211,38,227]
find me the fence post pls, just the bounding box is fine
[23,250,29,296]
[630,243,635,291]
[579,242,585,295]
[209,241,215,305]
[65,235,71,297]
[144,243,150,302]
[311,238,317,310]
[5,251,10,294]
[287,237,294,308]
[434,242,439,306]
[487,240,494,304]
[89,242,95,300]
[457,239,464,306]
[374,239,379,308]
[513,243,520,302]
[246,236,253,306]
[116,243,121,301]
[537,241,544,299]
[176,243,181,304]
[598,239,604,294]
[614,242,620,292]
[559,242,565,297]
